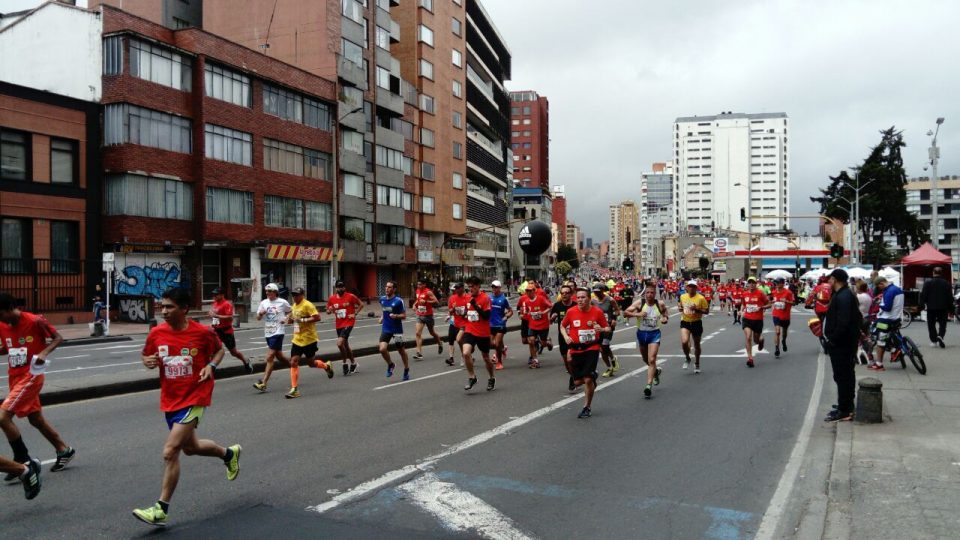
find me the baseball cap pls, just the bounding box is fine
[592,284,605,292]
[747,276,758,282]
[334,280,345,287]
[211,287,224,296]
[265,283,279,292]
[686,280,698,287]
[491,280,502,287]
[292,287,305,296]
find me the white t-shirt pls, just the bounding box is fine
[258,298,292,337]
[857,292,873,318]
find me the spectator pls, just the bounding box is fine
[92,296,106,324]
[855,281,873,318]
[920,266,952,348]
[823,269,861,422]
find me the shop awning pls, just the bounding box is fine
[266,244,343,262]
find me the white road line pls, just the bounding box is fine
[373,368,463,390]
[51,354,90,360]
[396,472,533,540]
[307,362,654,514]
[0,361,143,380]
[754,351,826,540]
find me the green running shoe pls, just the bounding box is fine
[285,387,300,399]
[653,367,662,386]
[225,444,242,481]
[643,384,652,399]
[132,503,168,527]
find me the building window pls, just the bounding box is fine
[342,0,363,24]
[452,141,462,159]
[0,129,30,181]
[172,17,191,29]
[419,0,433,11]
[451,17,462,36]
[265,195,304,229]
[129,38,192,91]
[306,201,333,231]
[421,161,435,181]
[341,130,364,154]
[341,38,363,66]
[341,217,368,241]
[418,25,434,47]
[419,59,434,80]
[377,185,403,208]
[402,156,413,175]
[205,124,252,165]
[422,196,435,214]
[375,26,390,50]
[419,94,435,114]
[420,128,435,148]
[452,172,463,189]
[1,218,30,274]
[452,203,462,220]
[264,139,331,180]
[452,80,462,98]
[344,173,364,197]
[263,84,332,131]
[523,106,531,115]
[206,187,253,225]
[341,86,363,110]
[376,66,393,91]
[452,48,462,67]
[204,63,251,107]
[103,35,123,75]
[106,173,193,220]
[104,104,192,154]
[452,111,462,129]
[50,221,79,274]
[375,145,403,170]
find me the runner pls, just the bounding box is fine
[445,283,468,366]
[740,277,771,368]
[379,281,410,380]
[517,283,553,368]
[592,284,622,377]
[550,285,577,391]
[678,280,709,373]
[730,280,744,324]
[412,279,443,360]
[208,288,253,374]
[287,287,334,399]
[561,288,611,418]
[327,281,364,375]
[770,278,795,358]
[702,281,714,313]
[625,287,670,398]
[252,283,292,393]
[0,293,75,481]
[1,453,40,499]
[489,280,512,370]
[718,283,728,314]
[462,277,495,391]
[133,288,241,527]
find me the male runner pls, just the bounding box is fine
[730,281,744,323]
[740,277,771,368]
[445,283,469,366]
[592,284,621,377]
[133,288,240,527]
[678,280,709,373]
[489,280,512,370]
[1,453,40,499]
[208,288,253,373]
[288,287,334,399]
[550,285,577,391]
[517,283,552,368]
[253,283,292,392]
[770,278,795,358]
[561,288,610,418]
[625,287,670,398]
[379,281,410,380]
[718,283,728,314]
[327,281,363,375]
[412,279,442,360]
[702,281,714,312]
[0,293,75,480]
[462,277,495,391]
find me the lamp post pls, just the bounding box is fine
[928,117,945,248]
[331,104,363,289]
[839,175,875,265]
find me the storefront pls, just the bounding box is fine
[260,244,340,303]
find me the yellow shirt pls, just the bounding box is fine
[291,299,320,346]
[679,293,708,323]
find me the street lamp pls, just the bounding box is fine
[331,104,364,289]
[838,173,875,265]
[929,117,945,248]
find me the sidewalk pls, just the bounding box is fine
[825,323,960,539]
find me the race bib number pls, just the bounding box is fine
[531,312,542,320]
[7,347,28,368]
[211,317,220,327]
[746,305,760,313]
[683,303,695,315]
[293,322,301,334]
[467,310,480,322]
[455,306,466,316]
[265,322,281,335]
[336,309,347,319]
[641,315,658,330]
[577,329,597,343]
[163,356,194,379]
[773,302,786,311]
[417,305,427,314]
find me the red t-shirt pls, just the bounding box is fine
[414,287,435,317]
[211,299,234,334]
[813,283,832,315]
[142,320,222,412]
[0,312,56,380]
[771,288,795,320]
[328,292,362,329]
[518,294,552,331]
[740,290,769,321]
[448,293,470,328]
[731,288,744,301]
[464,291,492,337]
[561,306,608,352]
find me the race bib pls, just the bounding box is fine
[163,356,194,379]
[293,321,301,334]
[683,303,695,315]
[746,305,760,313]
[455,306,466,316]
[577,329,597,343]
[7,347,28,368]
[265,321,281,335]
[336,309,347,320]
[773,302,786,311]
[417,305,427,314]
[467,310,480,322]
[641,315,658,330]
[211,317,220,327]
[531,312,542,320]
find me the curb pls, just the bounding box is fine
[60,335,133,347]
[823,421,854,538]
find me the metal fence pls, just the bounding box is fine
[0,259,87,312]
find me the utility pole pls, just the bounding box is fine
[929,117,945,249]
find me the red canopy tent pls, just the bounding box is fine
[900,242,952,290]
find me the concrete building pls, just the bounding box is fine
[640,161,674,275]
[901,175,960,272]
[509,186,554,282]
[674,112,790,235]
[509,90,548,190]
[551,184,566,246]
[565,222,581,252]
[609,200,639,268]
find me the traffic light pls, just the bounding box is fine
[830,244,844,259]
[622,258,634,271]
[740,208,746,222]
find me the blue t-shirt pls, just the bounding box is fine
[380,295,405,334]
[490,293,511,328]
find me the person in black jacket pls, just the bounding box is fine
[920,266,952,348]
[823,269,862,422]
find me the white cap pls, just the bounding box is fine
[265,283,279,292]
[491,280,502,287]
[686,280,698,287]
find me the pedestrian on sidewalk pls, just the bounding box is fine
[822,269,862,422]
[920,266,951,348]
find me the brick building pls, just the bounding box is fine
[509,90,548,191]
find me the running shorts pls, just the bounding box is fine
[265,334,285,351]
[490,326,507,335]
[461,332,491,355]
[742,319,764,334]
[570,350,600,383]
[215,329,236,351]
[558,335,569,358]
[636,329,662,346]
[291,342,319,359]
[165,405,205,430]
[417,315,435,328]
[447,324,460,345]
[379,332,404,346]
[772,317,791,328]
[525,327,549,341]
[680,320,704,337]
[1,373,43,418]
[336,326,354,339]
[520,320,529,338]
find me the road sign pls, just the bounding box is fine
[102,252,115,272]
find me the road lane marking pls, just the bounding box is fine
[396,472,532,540]
[373,368,463,390]
[754,351,826,540]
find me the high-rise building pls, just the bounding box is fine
[509,90,548,190]
[551,184,566,246]
[565,222,581,253]
[674,112,789,234]
[896,175,960,270]
[608,200,639,268]
[641,161,675,275]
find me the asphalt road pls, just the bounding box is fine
[1,304,822,539]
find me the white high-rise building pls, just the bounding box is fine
[674,112,790,234]
[640,162,675,275]
[608,205,621,265]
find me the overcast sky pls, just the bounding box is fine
[483,0,959,241]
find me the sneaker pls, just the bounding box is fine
[568,376,576,392]
[386,363,396,378]
[225,444,241,481]
[342,363,350,376]
[824,410,854,422]
[938,338,945,349]
[503,345,509,360]
[872,364,886,372]
[438,342,443,355]
[445,357,455,366]
[464,377,478,390]
[601,368,614,378]
[284,387,300,399]
[531,360,541,369]
[746,359,755,368]
[253,380,266,393]
[653,367,662,386]
[546,341,554,352]
[694,365,701,374]
[495,361,504,371]
[324,363,334,379]
[349,363,358,374]
[528,357,534,367]
[612,357,620,373]
[21,458,40,500]
[50,447,75,472]
[132,503,168,527]
[758,337,765,351]
[682,360,690,370]
[413,352,424,360]
[486,378,496,391]
[643,384,652,399]
[578,407,591,418]
[244,361,254,374]
[774,347,780,358]
[782,340,788,352]
[402,369,410,381]
[931,342,940,348]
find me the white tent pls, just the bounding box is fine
[764,269,793,280]
[800,268,831,281]
[845,267,873,281]
[879,266,901,287]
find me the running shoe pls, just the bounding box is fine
[653,367,662,386]
[546,341,554,352]
[746,359,755,368]
[601,367,614,378]
[937,337,945,349]
[578,407,591,418]
[527,357,534,367]
[253,380,266,392]
[682,360,690,370]
[568,376,576,392]
[21,458,40,500]
[868,364,886,372]
[824,410,854,422]
[758,336,765,351]
[386,363,396,378]
[132,503,168,527]
[225,444,242,481]
[402,369,410,381]
[50,446,75,472]
[350,363,358,374]
[782,340,788,352]
[503,345,509,360]
[774,347,781,358]
[694,366,701,374]
[495,361,504,371]
[486,378,496,391]
[445,357,455,366]
[465,377,478,390]
[531,360,541,369]
[643,384,652,399]
[244,361,254,374]
[343,363,350,376]
[612,357,620,373]
[285,387,300,399]
[313,361,334,378]
[413,352,424,360]
[438,342,443,354]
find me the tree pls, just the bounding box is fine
[557,244,579,269]
[811,127,927,267]
[698,255,710,276]
[555,260,572,277]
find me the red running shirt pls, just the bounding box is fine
[464,292,492,337]
[561,306,608,353]
[0,312,56,380]
[770,289,795,320]
[518,295,553,331]
[448,293,470,328]
[328,292,362,330]
[211,299,234,334]
[142,320,222,412]
[740,290,769,321]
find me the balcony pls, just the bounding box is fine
[377,205,405,226]
[375,165,403,187]
[389,20,400,43]
[466,125,502,161]
[337,55,367,90]
[376,244,405,264]
[338,102,365,132]
[375,125,404,152]
[340,239,368,262]
[339,148,366,175]
[466,64,494,104]
[341,17,365,47]
[376,89,404,116]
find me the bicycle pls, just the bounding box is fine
[865,320,927,375]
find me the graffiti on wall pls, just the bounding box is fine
[114,261,183,298]
[118,297,150,323]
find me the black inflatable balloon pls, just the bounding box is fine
[518,220,552,256]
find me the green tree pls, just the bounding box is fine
[555,260,572,277]
[557,244,579,269]
[698,255,710,277]
[811,127,927,267]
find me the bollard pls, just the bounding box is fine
[92,321,104,337]
[856,377,883,423]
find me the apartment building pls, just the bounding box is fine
[640,161,674,275]
[509,90,548,190]
[608,200,639,269]
[551,184,566,246]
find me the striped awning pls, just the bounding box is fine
[266,244,343,262]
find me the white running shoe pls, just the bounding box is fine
[682,360,690,370]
